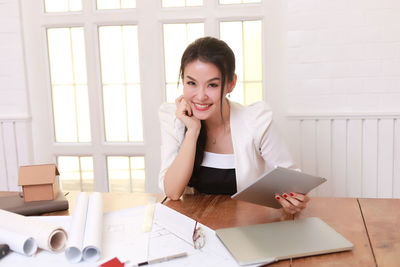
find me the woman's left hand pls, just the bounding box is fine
[275,192,310,218]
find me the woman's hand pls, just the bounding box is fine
[275,192,310,219]
[175,95,201,134]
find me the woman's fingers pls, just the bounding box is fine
[175,96,192,117]
[275,192,310,216]
[275,195,297,214]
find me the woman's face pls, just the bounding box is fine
[182,60,234,121]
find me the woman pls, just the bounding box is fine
[159,37,309,215]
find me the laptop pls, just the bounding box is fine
[232,167,327,209]
[216,217,353,266]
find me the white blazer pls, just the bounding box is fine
[158,100,297,194]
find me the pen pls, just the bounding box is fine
[129,252,187,267]
[0,244,10,260]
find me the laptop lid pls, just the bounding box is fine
[216,217,353,266]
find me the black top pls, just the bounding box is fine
[188,152,237,195]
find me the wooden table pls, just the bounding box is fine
[165,195,400,267]
[1,192,398,266]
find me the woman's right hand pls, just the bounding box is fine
[175,95,201,134]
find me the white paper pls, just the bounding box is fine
[0,209,67,253]
[0,227,37,256]
[82,192,103,262]
[1,204,263,267]
[65,192,89,263]
[64,192,103,263]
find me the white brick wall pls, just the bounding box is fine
[286,0,400,113]
[0,0,29,116]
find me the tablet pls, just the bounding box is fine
[232,167,327,209]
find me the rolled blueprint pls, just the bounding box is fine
[65,192,89,263]
[65,192,103,263]
[0,227,38,256]
[83,192,103,262]
[0,209,67,252]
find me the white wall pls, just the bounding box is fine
[285,0,400,198]
[286,0,400,113]
[0,0,29,116]
[0,0,32,191]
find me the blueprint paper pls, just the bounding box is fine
[65,192,104,263]
[82,192,103,262]
[0,208,67,253]
[0,203,263,267]
[65,192,89,263]
[0,227,37,256]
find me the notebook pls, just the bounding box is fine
[216,217,353,266]
[0,192,69,215]
[232,167,327,209]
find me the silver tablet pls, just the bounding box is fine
[232,167,327,209]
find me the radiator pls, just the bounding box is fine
[0,118,31,191]
[287,114,400,198]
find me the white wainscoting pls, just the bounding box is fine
[0,117,32,191]
[287,113,400,198]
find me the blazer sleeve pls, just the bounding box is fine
[249,101,298,171]
[158,103,185,193]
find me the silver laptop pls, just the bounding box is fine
[232,167,327,209]
[216,217,353,266]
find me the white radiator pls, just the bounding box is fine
[287,113,400,198]
[0,118,32,191]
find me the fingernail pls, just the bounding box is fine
[289,192,294,197]
[275,196,280,200]
[283,194,288,198]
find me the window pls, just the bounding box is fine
[47,27,91,142]
[162,0,203,8]
[44,0,82,12]
[23,0,271,193]
[97,0,136,10]
[163,23,204,102]
[107,156,145,192]
[57,156,94,191]
[98,25,143,142]
[219,0,261,4]
[220,20,263,105]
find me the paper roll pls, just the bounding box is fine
[65,192,89,263]
[82,192,103,262]
[64,192,103,263]
[0,209,67,252]
[0,227,38,256]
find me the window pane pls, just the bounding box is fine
[163,23,204,102]
[47,27,91,142]
[99,25,143,142]
[57,156,94,191]
[107,156,145,192]
[97,0,136,9]
[243,20,262,81]
[162,0,202,7]
[44,0,82,12]
[220,20,263,105]
[219,0,261,4]
[103,85,128,141]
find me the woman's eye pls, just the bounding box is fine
[209,83,219,88]
[187,81,195,86]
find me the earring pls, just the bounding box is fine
[228,93,231,98]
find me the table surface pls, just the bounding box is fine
[1,191,399,266]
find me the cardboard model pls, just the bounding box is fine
[18,164,60,202]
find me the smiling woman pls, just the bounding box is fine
[158,37,309,216]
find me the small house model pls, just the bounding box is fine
[18,164,60,202]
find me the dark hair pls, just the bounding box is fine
[179,36,236,176]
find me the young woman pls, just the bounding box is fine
[159,37,309,215]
